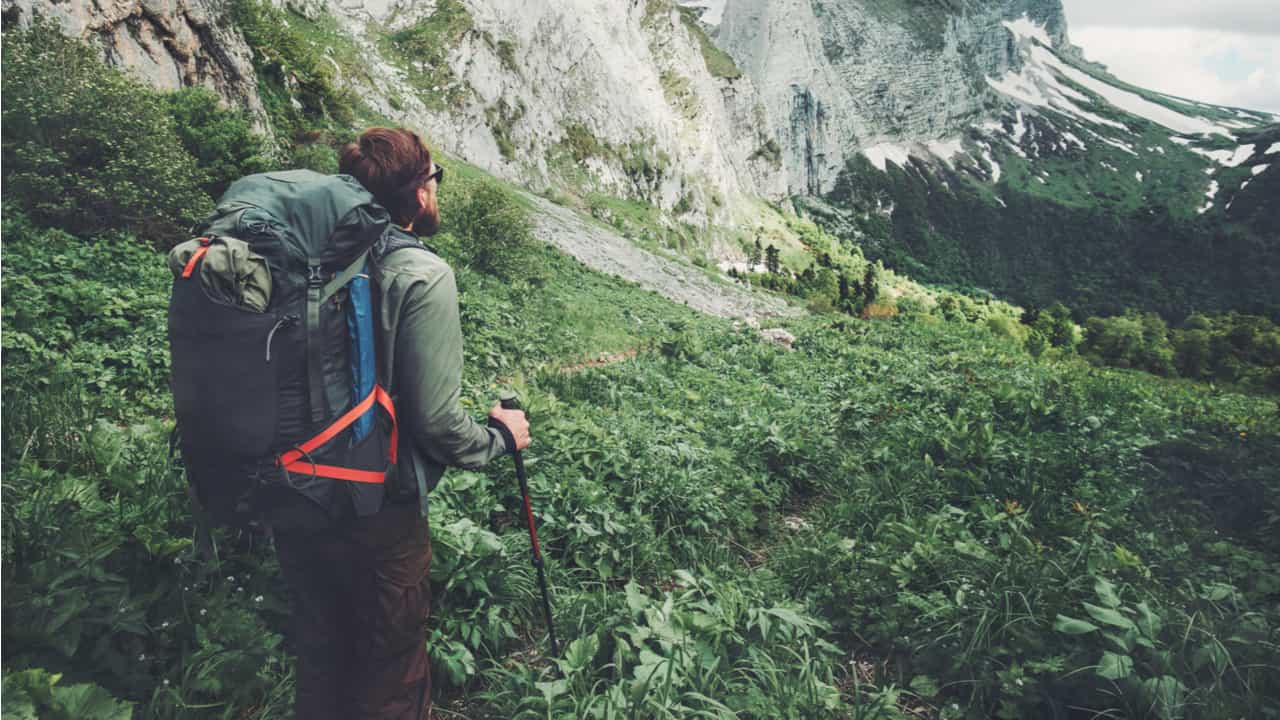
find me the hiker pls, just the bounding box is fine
[271,127,532,719]
[169,125,527,719]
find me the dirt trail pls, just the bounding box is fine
[524,193,801,322]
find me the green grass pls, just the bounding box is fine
[5,22,1280,720]
[379,0,475,111]
[677,7,742,80]
[6,178,1280,717]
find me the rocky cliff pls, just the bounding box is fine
[2,0,269,130]
[7,0,1275,258]
[707,0,1071,194]
[0,0,1087,203]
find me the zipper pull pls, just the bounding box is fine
[265,315,299,362]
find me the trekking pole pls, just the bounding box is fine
[490,392,560,657]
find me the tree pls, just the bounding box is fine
[765,245,781,275]
[862,264,880,307]
[749,238,763,269]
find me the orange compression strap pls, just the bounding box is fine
[283,462,387,485]
[181,237,212,279]
[277,385,398,483]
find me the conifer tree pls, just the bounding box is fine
[765,245,781,275]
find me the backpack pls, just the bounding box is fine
[168,170,418,530]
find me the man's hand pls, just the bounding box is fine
[489,404,531,451]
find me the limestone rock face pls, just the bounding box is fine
[324,0,790,221]
[711,0,1071,193]
[3,0,269,130]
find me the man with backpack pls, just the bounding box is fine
[168,127,530,719]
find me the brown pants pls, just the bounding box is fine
[274,502,432,720]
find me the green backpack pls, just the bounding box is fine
[168,170,415,530]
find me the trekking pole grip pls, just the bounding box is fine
[499,392,521,412]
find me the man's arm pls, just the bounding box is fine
[394,267,509,469]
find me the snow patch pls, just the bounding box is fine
[1254,164,1270,176]
[926,138,964,164]
[1099,136,1139,157]
[1170,137,1193,146]
[1198,180,1219,214]
[982,148,1002,184]
[1266,142,1280,155]
[1002,16,1053,47]
[862,143,911,171]
[1011,111,1028,144]
[1135,171,1143,182]
[1030,47,1231,137]
[1061,131,1087,150]
[985,48,1126,130]
[1190,145,1256,167]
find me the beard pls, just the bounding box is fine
[412,204,440,237]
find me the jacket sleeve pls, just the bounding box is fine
[394,267,510,469]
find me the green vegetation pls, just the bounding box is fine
[659,69,701,120]
[485,99,526,161]
[1,22,218,242]
[2,668,133,719]
[1081,311,1280,392]
[434,176,540,279]
[5,20,1280,720]
[748,138,783,168]
[231,0,360,152]
[382,0,475,111]
[676,6,743,80]
[824,151,1280,321]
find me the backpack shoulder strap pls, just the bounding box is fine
[320,249,371,304]
[375,229,431,261]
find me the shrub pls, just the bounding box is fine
[232,0,357,138]
[440,176,538,278]
[1,667,132,719]
[1081,312,1175,375]
[164,87,270,199]
[986,313,1028,344]
[2,21,213,242]
[290,141,340,175]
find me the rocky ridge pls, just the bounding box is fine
[2,0,269,131]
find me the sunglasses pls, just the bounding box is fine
[426,163,445,186]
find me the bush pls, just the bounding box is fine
[2,21,213,242]
[1,667,132,719]
[290,141,340,175]
[1082,312,1174,375]
[439,176,538,278]
[986,313,1028,344]
[0,212,172,415]
[231,0,357,139]
[164,87,270,199]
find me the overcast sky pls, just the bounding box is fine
[1063,0,1280,113]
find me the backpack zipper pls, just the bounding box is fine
[265,315,299,362]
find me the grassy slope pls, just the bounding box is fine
[5,197,1279,717]
[4,13,1279,720]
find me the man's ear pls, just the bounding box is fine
[417,185,429,208]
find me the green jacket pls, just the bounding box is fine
[373,228,510,514]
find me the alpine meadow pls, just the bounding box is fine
[3,0,1280,718]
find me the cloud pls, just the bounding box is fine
[1063,0,1280,36]
[1066,25,1280,113]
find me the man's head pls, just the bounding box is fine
[339,127,443,235]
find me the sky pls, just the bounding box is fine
[1062,0,1280,114]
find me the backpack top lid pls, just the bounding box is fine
[212,170,391,265]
